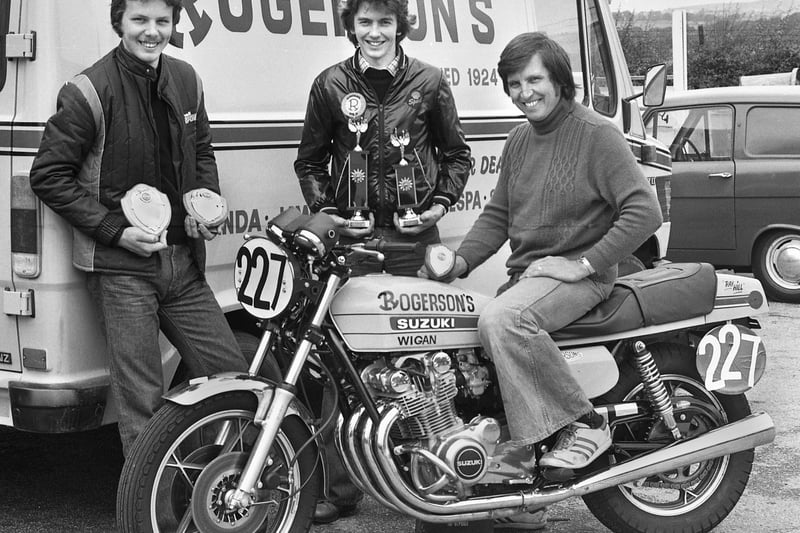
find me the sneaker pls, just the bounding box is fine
[494,508,548,530]
[538,421,611,469]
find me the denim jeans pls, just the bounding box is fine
[477,274,614,446]
[87,244,248,457]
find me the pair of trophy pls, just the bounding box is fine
[341,93,421,229]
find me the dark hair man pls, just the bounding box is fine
[29,0,248,457]
[294,0,472,523]
[421,32,662,530]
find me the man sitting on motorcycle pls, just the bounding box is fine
[422,33,662,474]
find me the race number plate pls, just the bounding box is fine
[234,237,296,320]
[696,323,767,394]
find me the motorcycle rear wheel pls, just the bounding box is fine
[583,342,754,533]
[116,391,319,533]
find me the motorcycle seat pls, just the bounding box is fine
[551,262,717,341]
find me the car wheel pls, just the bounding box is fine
[752,230,800,302]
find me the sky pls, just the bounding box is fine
[609,0,762,10]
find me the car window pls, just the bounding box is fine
[745,106,800,156]
[646,106,732,162]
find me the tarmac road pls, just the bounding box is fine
[0,301,798,533]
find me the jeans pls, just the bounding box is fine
[320,224,439,506]
[477,274,614,445]
[87,244,248,457]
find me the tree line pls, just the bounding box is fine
[614,8,800,88]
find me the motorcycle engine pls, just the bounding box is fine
[361,349,500,485]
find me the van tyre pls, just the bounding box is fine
[116,391,319,533]
[583,343,754,533]
[752,229,800,302]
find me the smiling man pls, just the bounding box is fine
[293,0,471,525]
[419,33,662,530]
[29,0,248,458]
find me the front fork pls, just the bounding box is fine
[228,272,344,509]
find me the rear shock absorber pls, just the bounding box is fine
[632,341,682,440]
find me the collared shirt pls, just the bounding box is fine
[358,51,400,76]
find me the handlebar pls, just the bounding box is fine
[265,209,428,260]
[365,239,426,254]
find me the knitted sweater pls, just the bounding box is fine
[457,98,662,280]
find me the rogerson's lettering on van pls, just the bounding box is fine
[173,0,496,48]
[379,291,476,313]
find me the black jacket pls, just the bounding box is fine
[30,44,217,274]
[294,48,471,227]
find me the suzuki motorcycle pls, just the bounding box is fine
[117,209,775,533]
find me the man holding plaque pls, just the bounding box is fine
[294,0,471,277]
[293,0,471,523]
[29,0,248,459]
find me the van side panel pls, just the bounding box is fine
[0,0,669,431]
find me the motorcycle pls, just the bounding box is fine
[116,208,775,533]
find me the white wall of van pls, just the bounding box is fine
[0,0,670,432]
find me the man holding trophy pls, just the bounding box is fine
[294,0,471,277]
[293,0,471,523]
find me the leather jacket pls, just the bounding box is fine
[294,48,471,227]
[30,44,217,274]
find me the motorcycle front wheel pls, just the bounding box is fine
[116,391,319,533]
[583,342,754,533]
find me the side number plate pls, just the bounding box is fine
[696,323,766,394]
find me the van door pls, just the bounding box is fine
[647,105,735,259]
[0,0,23,388]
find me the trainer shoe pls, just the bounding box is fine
[494,507,548,530]
[538,421,611,469]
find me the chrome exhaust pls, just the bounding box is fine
[360,407,774,523]
[336,406,401,513]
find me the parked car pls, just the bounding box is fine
[643,86,800,302]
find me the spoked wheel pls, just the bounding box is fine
[117,391,319,533]
[583,343,754,533]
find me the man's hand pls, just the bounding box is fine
[330,212,375,239]
[394,204,446,235]
[522,256,592,282]
[185,214,219,241]
[118,226,168,257]
[418,251,468,283]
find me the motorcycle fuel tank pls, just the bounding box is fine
[330,274,492,352]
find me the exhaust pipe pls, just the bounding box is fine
[360,409,774,523]
[568,410,775,496]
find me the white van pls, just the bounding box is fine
[0,0,670,433]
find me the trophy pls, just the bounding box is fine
[391,128,421,227]
[341,93,370,229]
